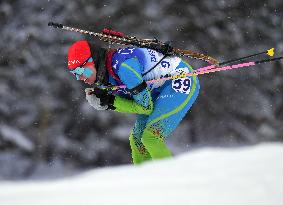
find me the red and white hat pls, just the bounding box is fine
[67,40,91,70]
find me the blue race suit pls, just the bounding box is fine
[109,47,200,164]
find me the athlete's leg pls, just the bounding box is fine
[129,114,152,164]
[141,61,200,160]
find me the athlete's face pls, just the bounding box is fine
[70,57,97,85]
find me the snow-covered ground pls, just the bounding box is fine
[1,143,283,205]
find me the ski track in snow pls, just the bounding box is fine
[0,143,283,205]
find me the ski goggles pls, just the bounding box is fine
[70,57,94,80]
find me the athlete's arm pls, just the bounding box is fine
[113,58,153,115]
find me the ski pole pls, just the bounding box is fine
[219,48,275,66]
[92,56,283,93]
[196,48,275,73]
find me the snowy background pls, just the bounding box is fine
[0,0,283,180]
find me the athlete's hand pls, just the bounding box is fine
[85,88,115,110]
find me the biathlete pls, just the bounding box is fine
[67,40,200,164]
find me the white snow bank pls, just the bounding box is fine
[0,143,283,205]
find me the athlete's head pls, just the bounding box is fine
[67,40,97,85]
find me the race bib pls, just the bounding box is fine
[171,68,191,94]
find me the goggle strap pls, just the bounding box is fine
[80,57,94,67]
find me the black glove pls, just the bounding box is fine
[85,88,116,110]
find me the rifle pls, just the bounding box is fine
[48,22,219,65]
